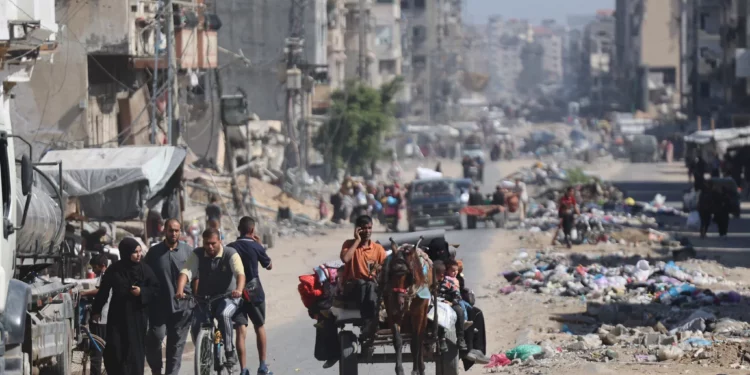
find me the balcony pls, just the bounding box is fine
[1,0,58,68]
[130,2,218,69]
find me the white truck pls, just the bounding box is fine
[2,2,75,374]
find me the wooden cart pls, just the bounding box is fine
[460,205,506,229]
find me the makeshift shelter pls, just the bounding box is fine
[684,127,750,147]
[37,146,187,221]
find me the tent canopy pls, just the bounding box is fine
[38,146,187,197]
[37,146,187,221]
[683,127,750,149]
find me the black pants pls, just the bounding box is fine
[462,306,486,371]
[451,304,465,342]
[315,317,340,361]
[344,280,378,320]
[90,323,107,375]
[561,213,574,243]
[699,210,712,236]
[694,175,704,190]
[715,212,729,236]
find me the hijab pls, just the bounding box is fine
[118,237,144,285]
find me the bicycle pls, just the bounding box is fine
[187,292,236,375]
[75,303,107,375]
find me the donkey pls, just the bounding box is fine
[381,238,434,375]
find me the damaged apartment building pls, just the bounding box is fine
[400,0,464,123]
[615,0,682,117]
[11,0,220,160]
[686,0,750,128]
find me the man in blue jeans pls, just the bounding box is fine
[229,217,273,375]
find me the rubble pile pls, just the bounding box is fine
[500,250,736,304]
[490,250,750,370]
[504,162,686,238]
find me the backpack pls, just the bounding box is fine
[298,274,324,308]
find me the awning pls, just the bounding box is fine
[37,146,187,221]
[39,146,187,197]
[684,126,750,152]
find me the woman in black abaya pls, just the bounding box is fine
[92,237,159,375]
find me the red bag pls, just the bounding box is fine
[298,274,324,308]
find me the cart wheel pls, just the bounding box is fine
[339,331,358,375]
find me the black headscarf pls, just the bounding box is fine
[118,237,144,285]
[427,237,452,264]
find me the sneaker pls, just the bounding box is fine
[240,369,251,375]
[257,366,273,375]
[322,359,338,369]
[465,349,491,364]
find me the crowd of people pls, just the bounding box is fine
[326,176,406,231]
[688,151,742,239]
[85,217,274,375]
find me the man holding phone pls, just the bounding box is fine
[340,215,386,338]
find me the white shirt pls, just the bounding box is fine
[516,182,528,203]
[95,272,112,325]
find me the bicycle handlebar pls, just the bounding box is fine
[176,292,234,304]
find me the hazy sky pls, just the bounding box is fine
[465,0,615,24]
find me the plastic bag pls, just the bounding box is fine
[505,344,542,361]
[653,194,666,206]
[686,211,700,229]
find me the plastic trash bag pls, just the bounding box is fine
[686,211,700,229]
[653,194,666,206]
[505,344,542,361]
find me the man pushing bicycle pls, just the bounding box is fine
[175,227,246,369]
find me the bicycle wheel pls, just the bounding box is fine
[194,328,215,375]
[91,334,107,375]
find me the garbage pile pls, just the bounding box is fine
[512,161,685,237]
[507,162,569,186]
[500,250,737,305]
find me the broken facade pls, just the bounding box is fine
[11,0,219,160]
[615,0,682,117]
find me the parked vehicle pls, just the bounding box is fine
[627,134,659,163]
[1,8,79,374]
[406,179,463,232]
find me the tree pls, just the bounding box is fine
[314,78,403,178]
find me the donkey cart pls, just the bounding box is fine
[326,231,485,375]
[330,304,460,375]
[460,205,506,229]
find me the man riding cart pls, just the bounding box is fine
[298,226,489,374]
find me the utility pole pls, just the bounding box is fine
[151,0,162,144]
[404,0,415,119]
[358,0,368,82]
[165,0,179,146]
[283,0,307,194]
[431,0,444,123]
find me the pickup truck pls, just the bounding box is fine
[406,179,463,232]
